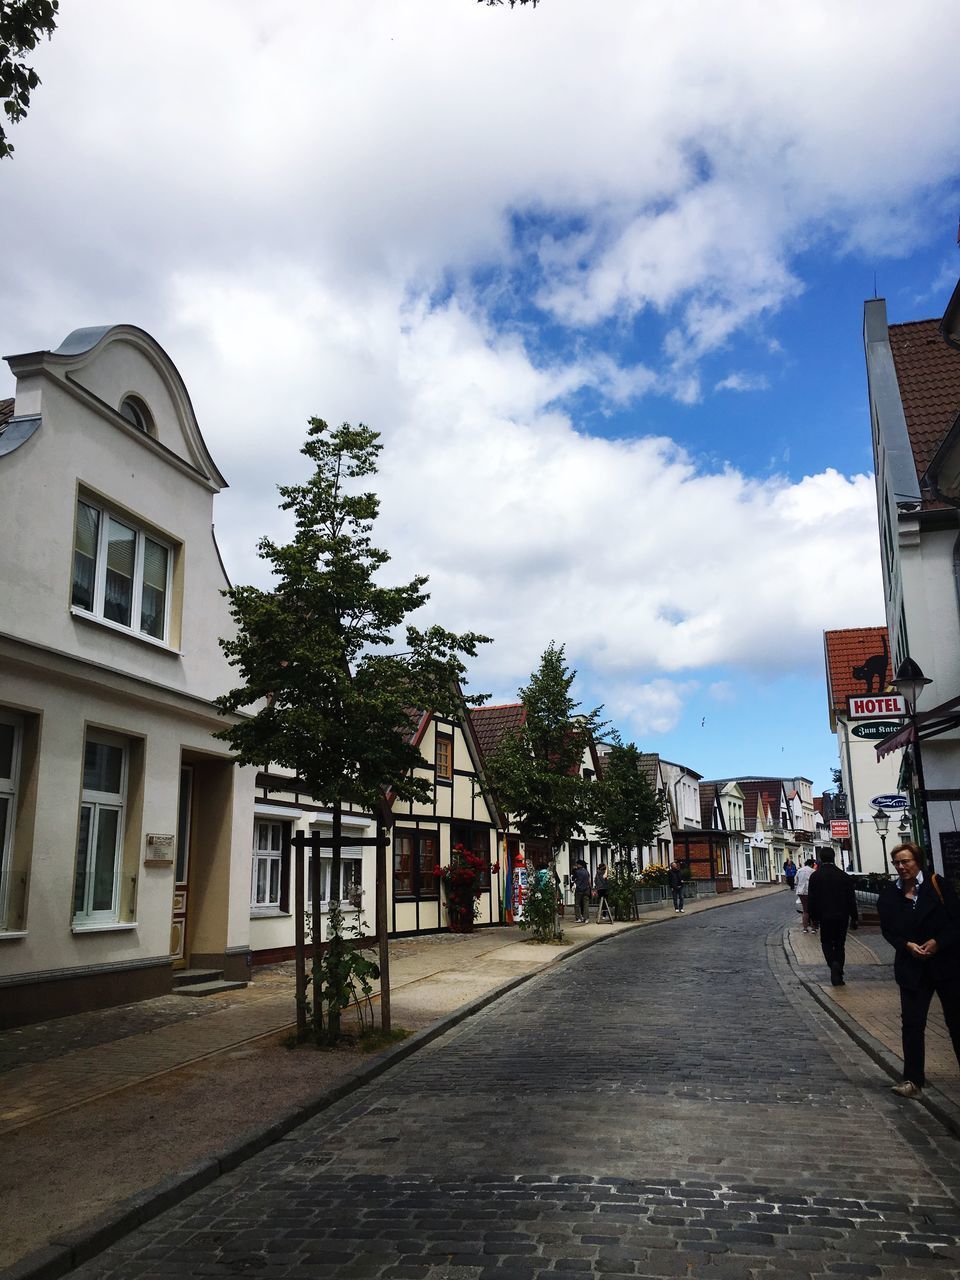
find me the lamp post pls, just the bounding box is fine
[892,657,933,864]
[898,809,913,842]
[871,806,890,877]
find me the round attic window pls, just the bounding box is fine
[119,395,153,435]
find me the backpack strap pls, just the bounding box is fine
[931,872,945,906]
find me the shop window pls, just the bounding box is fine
[451,823,493,890]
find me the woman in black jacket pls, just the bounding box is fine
[878,842,960,1099]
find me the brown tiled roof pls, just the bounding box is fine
[823,626,890,718]
[469,703,526,760]
[888,319,960,486]
[636,752,660,790]
[0,397,13,428]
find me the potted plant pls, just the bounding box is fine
[436,844,497,932]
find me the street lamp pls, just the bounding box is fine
[872,806,890,876]
[898,809,913,841]
[892,657,933,863]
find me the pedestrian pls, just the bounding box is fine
[667,858,685,914]
[807,847,858,986]
[878,841,960,1100]
[783,855,797,892]
[594,863,613,923]
[571,858,591,924]
[794,858,816,933]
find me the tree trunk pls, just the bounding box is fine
[376,812,391,1033]
[311,845,322,1039]
[294,831,306,1042]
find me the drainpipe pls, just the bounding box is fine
[840,718,863,872]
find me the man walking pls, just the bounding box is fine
[667,859,685,914]
[807,848,858,986]
[571,859,591,924]
[783,855,797,892]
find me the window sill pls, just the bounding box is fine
[70,606,182,656]
[71,920,139,934]
[0,930,28,941]
[250,907,290,918]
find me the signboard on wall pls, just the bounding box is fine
[847,694,906,719]
[851,721,903,740]
[940,832,960,890]
[830,819,851,839]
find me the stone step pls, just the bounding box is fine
[172,968,225,987]
[173,979,248,998]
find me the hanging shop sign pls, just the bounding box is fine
[829,819,851,839]
[847,694,906,719]
[851,720,903,740]
[869,793,909,810]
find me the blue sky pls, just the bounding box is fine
[2,1,960,795]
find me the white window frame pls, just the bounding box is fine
[307,851,364,911]
[251,820,285,911]
[0,712,22,930]
[74,732,127,926]
[71,496,174,645]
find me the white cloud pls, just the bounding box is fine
[0,0,938,742]
[714,372,770,394]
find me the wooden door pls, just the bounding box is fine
[171,764,193,968]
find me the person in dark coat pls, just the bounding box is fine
[667,859,685,914]
[571,859,591,924]
[878,841,960,1099]
[807,847,858,986]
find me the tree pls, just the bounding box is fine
[1,1,59,159]
[216,418,488,1040]
[590,735,668,862]
[485,641,605,881]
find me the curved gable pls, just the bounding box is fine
[9,325,226,490]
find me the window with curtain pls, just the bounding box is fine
[393,830,439,900]
[71,498,172,643]
[74,735,126,924]
[251,820,286,910]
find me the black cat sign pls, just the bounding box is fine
[847,693,906,718]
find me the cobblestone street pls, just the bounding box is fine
[76,895,960,1279]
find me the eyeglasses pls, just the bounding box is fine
[892,860,917,869]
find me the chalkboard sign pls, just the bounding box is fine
[939,832,960,891]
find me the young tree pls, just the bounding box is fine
[590,735,668,863]
[1,1,60,159]
[216,418,488,1041]
[485,642,605,934]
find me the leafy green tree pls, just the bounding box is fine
[1,1,59,159]
[590,735,668,862]
[485,642,605,933]
[216,418,488,1040]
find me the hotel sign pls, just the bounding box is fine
[847,694,906,719]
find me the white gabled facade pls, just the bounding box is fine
[0,325,256,1026]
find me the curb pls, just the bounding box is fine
[782,929,960,1142]
[1,885,779,1280]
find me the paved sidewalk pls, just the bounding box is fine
[785,919,960,1121]
[0,885,780,1137]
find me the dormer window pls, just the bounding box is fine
[119,395,153,435]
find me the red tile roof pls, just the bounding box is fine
[469,703,526,760]
[823,626,890,719]
[888,319,960,487]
